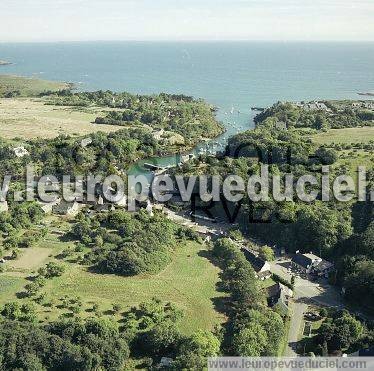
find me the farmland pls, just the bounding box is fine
[0,97,125,139]
[311,126,374,145]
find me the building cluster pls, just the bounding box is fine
[293,101,331,112]
[351,101,374,110]
[241,247,293,315]
[241,246,335,316]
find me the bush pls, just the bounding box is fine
[39,262,65,278]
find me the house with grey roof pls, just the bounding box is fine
[13,146,29,158]
[38,198,61,214]
[312,259,335,278]
[303,101,331,112]
[81,137,93,148]
[241,248,272,280]
[292,252,334,277]
[291,252,322,274]
[266,282,293,316]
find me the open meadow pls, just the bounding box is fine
[310,126,373,181]
[0,222,226,335]
[311,126,374,145]
[0,97,125,139]
[0,75,126,139]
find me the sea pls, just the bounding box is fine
[1,41,374,173]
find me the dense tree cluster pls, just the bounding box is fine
[0,296,223,370]
[254,101,374,130]
[0,317,130,370]
[308,310,367,355]
[121,298,221,369]
[0,202,45,261]
[0,202,43,235]
[71,209,200,276]
[44,90,224,147]
[337,219,374,311]
[172,126,353,258]
[225,131,352,258]
[212,238,285,356]
[227,124,314,164]
[0,129,160,183]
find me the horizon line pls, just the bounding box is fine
[1,39,374,44]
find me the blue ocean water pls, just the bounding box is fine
[1,41,374,107]
[1,41,374,172]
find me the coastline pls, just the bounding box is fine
[0,74,74,97]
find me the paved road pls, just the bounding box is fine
[286,300,308,357]
[270,259,344,356]
[164,207,230,236]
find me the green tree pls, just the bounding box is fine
[173,330,220,370]
[24,282,40,297]
[141,321,181,356]
[316,147,338,165]
[1,302,21,320]
[232,322,268,356]
[318,311,364,352]
[259,246,275,262]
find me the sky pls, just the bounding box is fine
[1,0,374,42]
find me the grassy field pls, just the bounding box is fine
[44,241,226,334]
[0,97,125,139]
[261,277,276,288]
[310,127,373,182]
[0,217,73,304]
[0,275,27,303]
[0,74,69,97]
[0,75,126,139]
[311,127,374,145]
[0,224,225,335]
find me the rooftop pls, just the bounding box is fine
[241,248,267,272]
[292,253,321,269]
